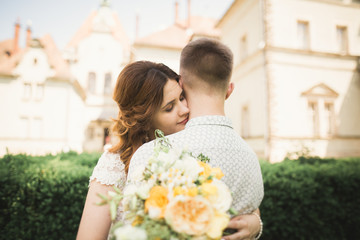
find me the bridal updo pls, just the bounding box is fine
[109,61,180,173]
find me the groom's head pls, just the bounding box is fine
[180,38,233,98]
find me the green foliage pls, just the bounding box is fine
[0,151,100,240]
[259,157,360,240]
[1,153,359,240]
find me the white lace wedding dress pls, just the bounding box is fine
[89,150,127,221]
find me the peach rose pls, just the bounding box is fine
[165,196,213,236]
[145,186,169,218]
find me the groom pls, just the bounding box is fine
[128,38,264,240]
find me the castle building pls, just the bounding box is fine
[218,0,360,161]
[0,2,131,155]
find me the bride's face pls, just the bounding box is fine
[152,79,190,136]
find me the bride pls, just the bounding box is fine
[76,61,260,240]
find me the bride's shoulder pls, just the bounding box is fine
[99,150,122,162]
[89,150,126,188]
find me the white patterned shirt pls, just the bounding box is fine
[128,115,264,213]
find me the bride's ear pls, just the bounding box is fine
[225,82,234,100]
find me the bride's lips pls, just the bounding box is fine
[178,116,189,125]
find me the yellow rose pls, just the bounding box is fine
[145,186,168,218]
[174,186,198,197]
[201,182,218,197]
[165,196,213,236]
[198,161,224,180]
[198,161,212,178]
[207,210,230,239]
[173,186,187,196]
[187,187,198,197]
[212,167,224,179]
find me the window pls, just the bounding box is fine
[20,116,30,138]
[32,117,42,139]
[336,25,348,54]
[241,106,250,138]
[303,84,338,138]
[88,72,96,94]
[23,83,32,100]
[35,83,44,100]
[87,127,95,139]
[297,21,310,50]
[324,102,335,136]
[240,35,248,61]
[104,73,112,95]
[308,101,319,136]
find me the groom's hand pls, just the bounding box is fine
[222,209,261,240]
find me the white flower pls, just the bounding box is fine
[180,155,203,179]
[206,179,232,212]
[123,184,137,196]
[122,184,137,211]
[136,182,153,200]
[148,206,162,219]
[114,225,147,240]
[132,165,145,181]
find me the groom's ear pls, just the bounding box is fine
[179,77,184,89]
[225,82,234,100]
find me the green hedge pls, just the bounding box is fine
[260,157,360,240]
[0,153,359,240]
[0,151,100,240]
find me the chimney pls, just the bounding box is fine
[175,1,179,24]
[26,20,32,47]
[187,0,191,27]
[14,18,20,53]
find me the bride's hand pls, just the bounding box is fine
[222,209,261,240]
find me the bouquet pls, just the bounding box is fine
[99,130,235,240]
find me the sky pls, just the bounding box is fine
[0,0,234,51]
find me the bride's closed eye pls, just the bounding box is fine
[165,104,174,112]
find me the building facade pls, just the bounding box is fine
[0,2,131,155]
[218,0,360,161]
[0,32,85,155]
[63,1,132,152]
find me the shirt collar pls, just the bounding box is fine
[185,115,233,129]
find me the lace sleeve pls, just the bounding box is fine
[89,151,126,190]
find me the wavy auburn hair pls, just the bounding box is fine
[109,61,179,173]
